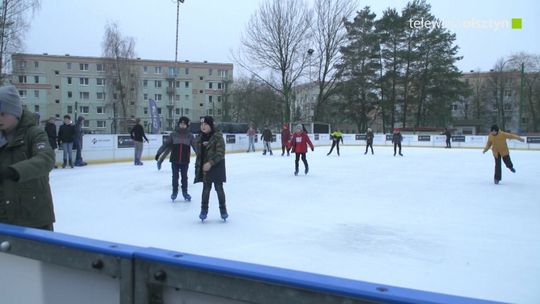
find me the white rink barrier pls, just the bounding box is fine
[61,133,540,164]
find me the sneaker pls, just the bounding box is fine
[510,168,516,173]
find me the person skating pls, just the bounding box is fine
[130,118,149,165]
[0,85,56,231]
[392,128,403,156]
[327,130,343,156]
[482,124,525,185]
[74,116,87,166]
[45,116,58,168]
[155,117,196,201]
[289,124,314,175]
[57,114,75,168]
[280,124,291,156]
[365,128,374,155]
[442,127,452,148]
[194,116,228,221]
[246,125,256,152]
[261,126,273,155]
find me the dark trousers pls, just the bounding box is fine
[172,163,189,194]
[281,144,290,155]
[201,182,226,212]
[494,154,514,181]
[328,141,340,155]
[446,139,451,148]
[393,142,402,155]
[365,142,373,154]
[295,153,308,172]
[74,137,83,162]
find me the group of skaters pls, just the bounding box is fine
[0,78,528,230]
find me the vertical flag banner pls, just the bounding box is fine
[148,98,161,134]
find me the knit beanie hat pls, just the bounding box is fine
[0,85,22,118]
[178,116,190,126]
[490,124,499,132]
[201,116,214,130]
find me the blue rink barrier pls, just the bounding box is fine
[0,223,502,304]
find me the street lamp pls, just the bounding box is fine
[171,0,185,127]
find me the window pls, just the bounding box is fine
[175,108,180,115]
[96,63,104,72]
[451,104,458,111]
[55,99,60,104]
[185,95,190,100]
[217,96,222,102]
[34,61,39,68]
[184,81,189,88]
[207,109,213,115]
[144,93,148,100]
[18,61,27,69]
[67,105,73,114]
[55,85,60,89]
[97,120,106,128]
[217,109,222,115]
[218,69,227,77]
[154,94,162,101]
[175,80,180,87]
[144,107,148,115]
[157,107,162,114]
[19,75,27,83]
[66,63,72,70]
[34,90,40,98]
[209,82,213,89]
[34,105,40,112]
[175,94,180,101]
[97,78,105,86]
[154,66,162,74]
[83,120,89,128]
[55,70,59,75]
[185,108,189,115]
[79,77,89,85]
[80,63,89,71]
[504,90,512,98]
[67,77,72,85]
[185,68,189,75]
[208,96,213,103]
[218,82,223,90]
[96,92,105,100]
[80,106,90,114]
[79,92,90,100]
[96,106,104,114]
[154,80,162,88]
[19,90,27,98]
[33,76,39,84]
[143,80,148,87]
[208,69,213,76]
[200,76,203,80]
[68,91,72,98]
[113,93,118,100]
[143,66,148,73]
[199,90,203,94]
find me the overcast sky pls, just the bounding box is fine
[24,0,539,75]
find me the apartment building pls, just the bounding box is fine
[10,53,233,133]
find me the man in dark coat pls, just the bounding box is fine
[443,128,452,148]
[130,118,148,165]
[194,116,227,221]
[261,126,273,155]
[74,116,87,166]
[365,128,374,155]
[392,128,403,156]
[0,85,56,230]
[45,116,58,168]
[57,114,76,168]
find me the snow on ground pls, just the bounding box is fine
[50,145,540,303]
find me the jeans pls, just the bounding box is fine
[62,142,73,162]
[247,136,255,152]
[201,182,226,213]
[134,141,143,164]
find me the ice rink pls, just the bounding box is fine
[50,145,540,303]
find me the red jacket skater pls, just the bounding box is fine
[289,129,314,153]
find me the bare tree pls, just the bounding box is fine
[236,0,312,123]
[101,21,139,133]
[508,52,540,132]
[311,0,356,122]
[0,0,40,81]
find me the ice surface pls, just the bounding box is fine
[50,146,540,303]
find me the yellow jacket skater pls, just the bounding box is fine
[482,124,524,184]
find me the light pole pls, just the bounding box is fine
[172,0,185,126]
[519,62,524,133]
[307,48,314,122]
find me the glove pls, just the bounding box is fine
[0,167,19,182]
